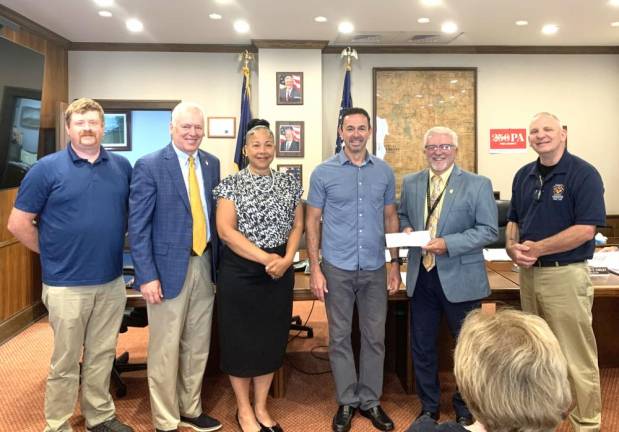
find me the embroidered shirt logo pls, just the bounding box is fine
[552,184,565,201]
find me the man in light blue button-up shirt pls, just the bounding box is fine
[306,107,401,432]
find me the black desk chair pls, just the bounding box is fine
[291,230,313,338]
[110,250,148,398]
[486,199,510,249]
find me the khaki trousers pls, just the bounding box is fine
[520,263,601,432]
[41,276,126,432]
[147,253,215,431]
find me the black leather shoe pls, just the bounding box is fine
[332,405,356,432]
[456,415,474,426]
[258,421,283,432]
[415,410,439,422]
[359,406,394,431]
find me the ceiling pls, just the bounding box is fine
[1,0,619,46]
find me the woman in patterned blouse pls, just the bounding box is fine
[213,119,304,432]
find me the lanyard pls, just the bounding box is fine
[425,173,451,229]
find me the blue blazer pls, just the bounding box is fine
[398,165,498,303]
[129,143,221,299]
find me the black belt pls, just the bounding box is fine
[190,243,211,256]
[533,259,585,268]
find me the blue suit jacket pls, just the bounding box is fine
[129,143,221,299]
[398,165,498,303]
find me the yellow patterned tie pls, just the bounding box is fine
[423,174,442,271]
[189,156,207,256]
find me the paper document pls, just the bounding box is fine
[588,251,619,274]
[385,231,431,248]
[483,248,511,261]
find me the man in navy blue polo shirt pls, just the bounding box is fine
[306,107,401,432]
[7,98,133,432]
[506,112,604,432]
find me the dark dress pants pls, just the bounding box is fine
[410,264,480,418]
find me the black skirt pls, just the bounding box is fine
[217,243,294,377]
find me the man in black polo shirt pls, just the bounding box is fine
[506,112,604,432]
[7,98,133,432]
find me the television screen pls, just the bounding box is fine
[0,36,45,189]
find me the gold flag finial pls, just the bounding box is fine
[340,46,358,71]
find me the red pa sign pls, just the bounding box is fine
[489,129,527,151]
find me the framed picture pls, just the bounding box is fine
[102,110,131,151]
[373,67,477,196]
[207,116,236,138]
[275,121,304,157]
[277,164,303,188]
[276,72,303,105]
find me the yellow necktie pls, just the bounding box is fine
[423,174,442,271]
[189,156,207,256]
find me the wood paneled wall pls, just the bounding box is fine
[0,24,68,342]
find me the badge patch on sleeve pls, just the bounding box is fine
[552,184,565,201]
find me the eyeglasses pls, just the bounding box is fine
[534,175,543,202]
[424,144,455,152]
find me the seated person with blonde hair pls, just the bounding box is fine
[410,308,572,432]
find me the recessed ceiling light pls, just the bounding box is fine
[314,16,328,23]
[338,21,354,33]
[209,13,222,20]
[515,20,528,26]
[417,17,430,24]
[441,21,458,33]
[94,0,113,7]
[612,21,619,27]
[126,18,144,32]
[98,10,112,17]
[450,79,458,84]
[609,0,619,6]
[233,19,250,33]
[541,24,559,35]
[421,0,442,6]
[416,94,423,98]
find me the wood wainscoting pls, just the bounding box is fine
[0,10,68,342]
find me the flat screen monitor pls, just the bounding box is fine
[0,36,45,189]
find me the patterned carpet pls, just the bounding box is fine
[1,301,618,431]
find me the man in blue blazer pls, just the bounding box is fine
[398,127,497,428]
[129,102,221,432]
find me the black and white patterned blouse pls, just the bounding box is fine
[213,168,302,249]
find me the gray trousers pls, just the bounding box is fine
[322,260,387,410]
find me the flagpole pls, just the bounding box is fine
[335,47,357,154]
[234,50,254,170]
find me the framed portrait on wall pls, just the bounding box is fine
[277,164,303,188]
[373,67,477,196]
[275,121,304,157]
[276,72,303,105]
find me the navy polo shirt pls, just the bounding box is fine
[307,151,396,271]
[15,145,132,286]
[507,151,605,263]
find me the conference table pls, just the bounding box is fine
[126,260,619,398]
[277,260,619,397]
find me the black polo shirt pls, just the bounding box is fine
[508,150,605,263]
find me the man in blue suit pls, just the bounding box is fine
[129,102,221,432]
[398,127,497,428]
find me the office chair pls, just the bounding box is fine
[110,242,148,398]
[290,228,313,338]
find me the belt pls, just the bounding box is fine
[190,243,211,256]
[533,259,584,268]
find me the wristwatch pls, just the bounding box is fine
[390,257,403,265]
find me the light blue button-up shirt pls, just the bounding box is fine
[307,151,396,271]
[172,143,211,242]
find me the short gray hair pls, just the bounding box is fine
[245,125,274,143]
[423,126,458,147]
[171,101,205,125]
[531,112,564,128]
